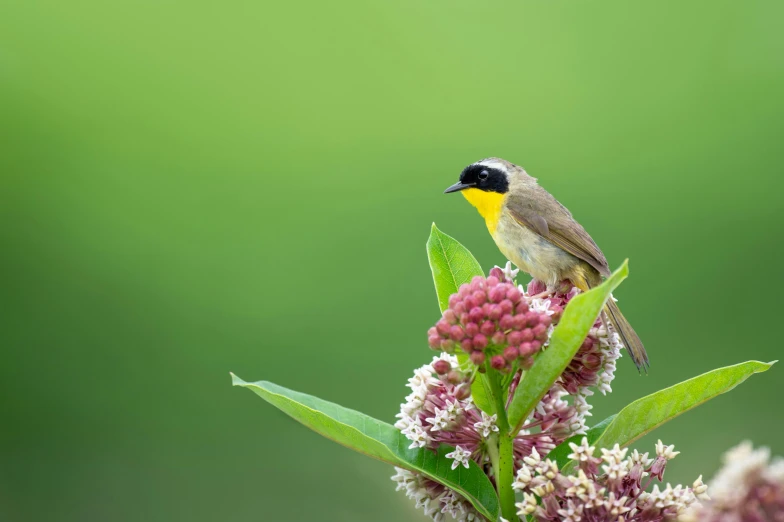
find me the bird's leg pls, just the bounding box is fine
[528,290,553,300]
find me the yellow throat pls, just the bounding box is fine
[461,188,505,235]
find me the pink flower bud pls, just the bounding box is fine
[432,359,451,375]
[461,339,473,352]
[506,287,522,303]
[454,302,466,315]
[470,351,486,365]
[440,339,455,352]
[472,334,488,350]
[525,311,540,327]
[519,342,534,356]
[504,346,519,362]
[488,304,503,320]
[480,321,495,336]
[527,279,547,295]
[539,315,552,328]
[458,284,470,298]
[581,337,595,350]
[500,299,514,314]
[436,319,451,336]
[443,309,457,325]
[491,355,506,370]
[520,328,534,342]
[428,326,438,338]
[471,276,484,287]
[459,313,470,325]
[491,331,506,345]
[428,335,441,349]
[448,294,460,309]
[533,323,548,340]
[499,314,515,330]
[463,297,476,311]
[488,286,506,304]
[465,322,479,337]
[507,330,524,346]
[468,307,484,324]
[530,340,542,351]
[486,275,500,286]
[449,325,465,341]
[488,267,504,281]
[472,291,487,306]
[511,313,527,330]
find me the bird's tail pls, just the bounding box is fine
[604,298,649,372]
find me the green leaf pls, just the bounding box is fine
[426,223,484,313]
[471,376,495,415]
[589,360,775,453]
[546,415,616,469]
[231,374,499,520]
[506,261,629,434]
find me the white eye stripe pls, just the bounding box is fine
[476,160,508,174]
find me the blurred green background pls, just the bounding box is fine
[1,0,782,520]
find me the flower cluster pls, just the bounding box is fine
[683,441,784,522]
[427,273,553,372]
[394,264,637,521]
[391,467,482,522]
[513,438,708,522]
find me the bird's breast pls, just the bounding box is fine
[492,211,579,286]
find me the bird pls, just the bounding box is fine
[444,157,648,371]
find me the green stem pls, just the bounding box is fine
[486,434,501,489]
[483,364,509,432]
[498,434,517,520]
[482,364,516,520]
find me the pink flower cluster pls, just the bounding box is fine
[395,264,636,522]
[427,274,552,372]
[684,442,784,522]
[514,438,708,522]
[395,354,557,463]
[529,279,622,397]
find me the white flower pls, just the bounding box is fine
[425,407,451,431]
[529,297,555,316]
[403,423,431,449]
[515,492,538,516]
[655,440,680,460]
[630,449,653,469]
[523,446,542,467]
[513,464,533,490]
[445,446,472,470]
[604,491,630,516]
[473,412,499,438]
[557,499,584,522]
[500,261,519,281]
[567,437,596,462]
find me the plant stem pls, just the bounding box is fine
[498,434,517,521]
[482,365,516,520]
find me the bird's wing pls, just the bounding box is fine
[507,189,611,277]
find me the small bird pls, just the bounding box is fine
[444,157,648,371]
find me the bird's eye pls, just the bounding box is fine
[478,170,489,181]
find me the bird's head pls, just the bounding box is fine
[444,158,513,196]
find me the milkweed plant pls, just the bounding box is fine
[231,224,777,522]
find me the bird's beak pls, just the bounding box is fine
[444,181,474,194]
